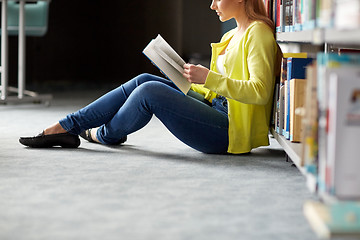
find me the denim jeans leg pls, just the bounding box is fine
[97,81,229,154]
[59,74,176,134]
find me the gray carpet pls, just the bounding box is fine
[0,89,322,240]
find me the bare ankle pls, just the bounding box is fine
[90,128,101,143]
[44,123,67,135]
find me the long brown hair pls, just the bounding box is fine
[244,0,275,31]
[244,0,283,76]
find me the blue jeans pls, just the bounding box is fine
[59,73,229,154]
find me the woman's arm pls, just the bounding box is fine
[204,25,277,105]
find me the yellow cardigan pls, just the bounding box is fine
[191,21,277,154]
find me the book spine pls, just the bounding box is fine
[302,63,319,193]
[294,0,303,31]
[284,0,291,32]
[284,58,294,139]
[280,0,285,32]
[283,78,290,139]
[290,79,306,142]
[278,85,285,134]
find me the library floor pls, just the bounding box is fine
[0,88,353,240]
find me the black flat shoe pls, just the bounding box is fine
[19,131,80,148]
[80,129,127,145]
[79,129,96,143]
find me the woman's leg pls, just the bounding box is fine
[58,73,178,135]
[96,81,229,154]
[19,74,177,148]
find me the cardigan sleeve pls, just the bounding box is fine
[190,83,218,102]
[204,23,277,105]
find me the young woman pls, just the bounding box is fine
[20,0,281,154]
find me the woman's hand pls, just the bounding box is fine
[183,63,209,84]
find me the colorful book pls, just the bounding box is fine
[276,0,285,32]
[277,85,285,133]
[277,53,308,135]
[272,82,280,126]
[317,0,334,28]
[284,57,313,139]
[301,62,318,193]
[284,0,293,32]
[289,78,306,142]
[283,80,289,137]
[293,0,303,31]
[287,57,314,80]
[327,67,360,199]
[301,0,317,29]
[316,53,360,197]
[304,200,360,239]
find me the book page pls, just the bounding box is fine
[153,36,186,73]
[143,35,191,94]
[154,45,184,73]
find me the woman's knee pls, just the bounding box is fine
[130,81,179,110]
[134,73,159,86]
[136,73,153,81]
[134,81,169,97]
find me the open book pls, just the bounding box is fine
[143,34,191,94]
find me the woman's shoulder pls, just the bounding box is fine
[248,21,273,33]
[248,21,273,35]
[244,21,275,44]
[243,21,276,48]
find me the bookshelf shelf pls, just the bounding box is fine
[324,29,360,45]
[275,23,360,237]
[273,0,360,235]
[276,30,316,43]
[270,128,305,174]
[277,29,360,45]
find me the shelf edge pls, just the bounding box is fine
[270,128,305,174]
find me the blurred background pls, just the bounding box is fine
[6,0,231,92]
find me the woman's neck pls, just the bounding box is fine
[233,4,251,32]
[236,20,252,33]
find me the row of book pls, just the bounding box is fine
[271,49,360,237]
[262,0,360,32]
[273,52,360,201]
[273,52,312,143]
[303,53,360,201]
[302,54,360,238]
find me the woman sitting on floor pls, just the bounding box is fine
[19,0,282,154]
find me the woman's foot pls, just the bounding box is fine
[19,123,80,148]
[19,131,80,148]
[43,122,68,135]
[80,128,127,145]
